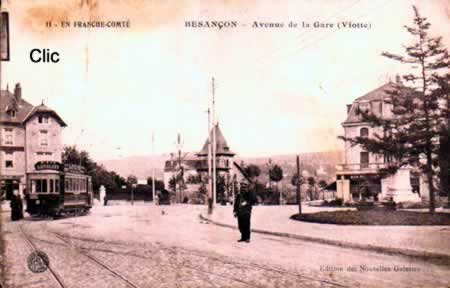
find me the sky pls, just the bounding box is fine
[1,0,449,160]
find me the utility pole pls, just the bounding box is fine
[296,155,302,215]
[176,133,183,203]
[207,107,213,214]
[131,184,134,206]
[212,77,217,209]
[152,131,156,205]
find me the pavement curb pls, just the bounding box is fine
[199,213,450,265]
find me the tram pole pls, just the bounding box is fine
[296,155,302,215]
[131,184,135,206]
[152,131,156,205]
[212,77,216,209]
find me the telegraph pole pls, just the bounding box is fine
[207,107,213,214]
[176,133,183,203]
[131,184,134,206]
[296,155,302,215]
[212,77,217,208]
[152,131,156,205]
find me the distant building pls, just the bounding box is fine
[336,80,424,203]
[163,152,200,190]
[163,124,236,202]
[196,123,235,175]
[0,83,66,200]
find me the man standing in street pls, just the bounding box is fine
[233,182,257,243]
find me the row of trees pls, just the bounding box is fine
[342,6,449,213]
[63,145,126,192]
[63,146,164,197]
[245,162,329,203]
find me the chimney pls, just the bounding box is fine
[14,83,22,102]
[346,104,352,114]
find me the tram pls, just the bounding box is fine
[25,161,93,217]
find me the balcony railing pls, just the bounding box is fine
[336,162,387,172]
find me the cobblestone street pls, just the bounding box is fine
[2,204,450,287]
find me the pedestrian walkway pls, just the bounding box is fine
[202,204,450,260]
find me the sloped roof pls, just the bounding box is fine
[197,124,235,156]
[0,90,34,123]
[23,103,67,127]
[354,82,397,102]
[343,82,400,125]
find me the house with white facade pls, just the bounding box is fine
[336,80,424,203]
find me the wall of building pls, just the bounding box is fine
[0,124,26,177]
[343,125,384,166]
[25,114,63,174]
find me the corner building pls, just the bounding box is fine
[336,81,424,203]
[0,83,66,200]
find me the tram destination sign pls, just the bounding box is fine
[63,163,86,174]
[34,161,62,171]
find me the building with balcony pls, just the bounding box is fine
[0,83,66,200]
[336,80,423,203]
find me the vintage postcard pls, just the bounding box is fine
[0,1,449,287]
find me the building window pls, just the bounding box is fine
[372,101,382,115]
[36,151,53,162]
[359,102,370,113]
[39,130,48,146]
[38,115,49,124]
[4,151,14,169]
[3,128,14,145]
[384,154,392,164]
[360,152,369,169]
[7,110,16,118]
[360,128,369,138]
[5,160,13,168]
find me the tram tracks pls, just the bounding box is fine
[40,231,346,288]
[19,223,142,288]
[52,232,264,288]
[19,225,66,288]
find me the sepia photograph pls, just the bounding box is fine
[0,0,449,287]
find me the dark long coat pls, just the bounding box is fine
[10,194,24,221]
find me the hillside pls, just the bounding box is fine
[99,151,344,182]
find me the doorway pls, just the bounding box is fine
[1,180,19,200]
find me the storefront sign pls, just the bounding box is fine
[34,161,62,171]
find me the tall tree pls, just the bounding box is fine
[342,6,449,213]
[63,145,96,173]
[146,177,165,191]
[269,164,284,193]
[291,174,305,187]
[244,164,261,181]
[307,177,316,200]
[435,74,450,204]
